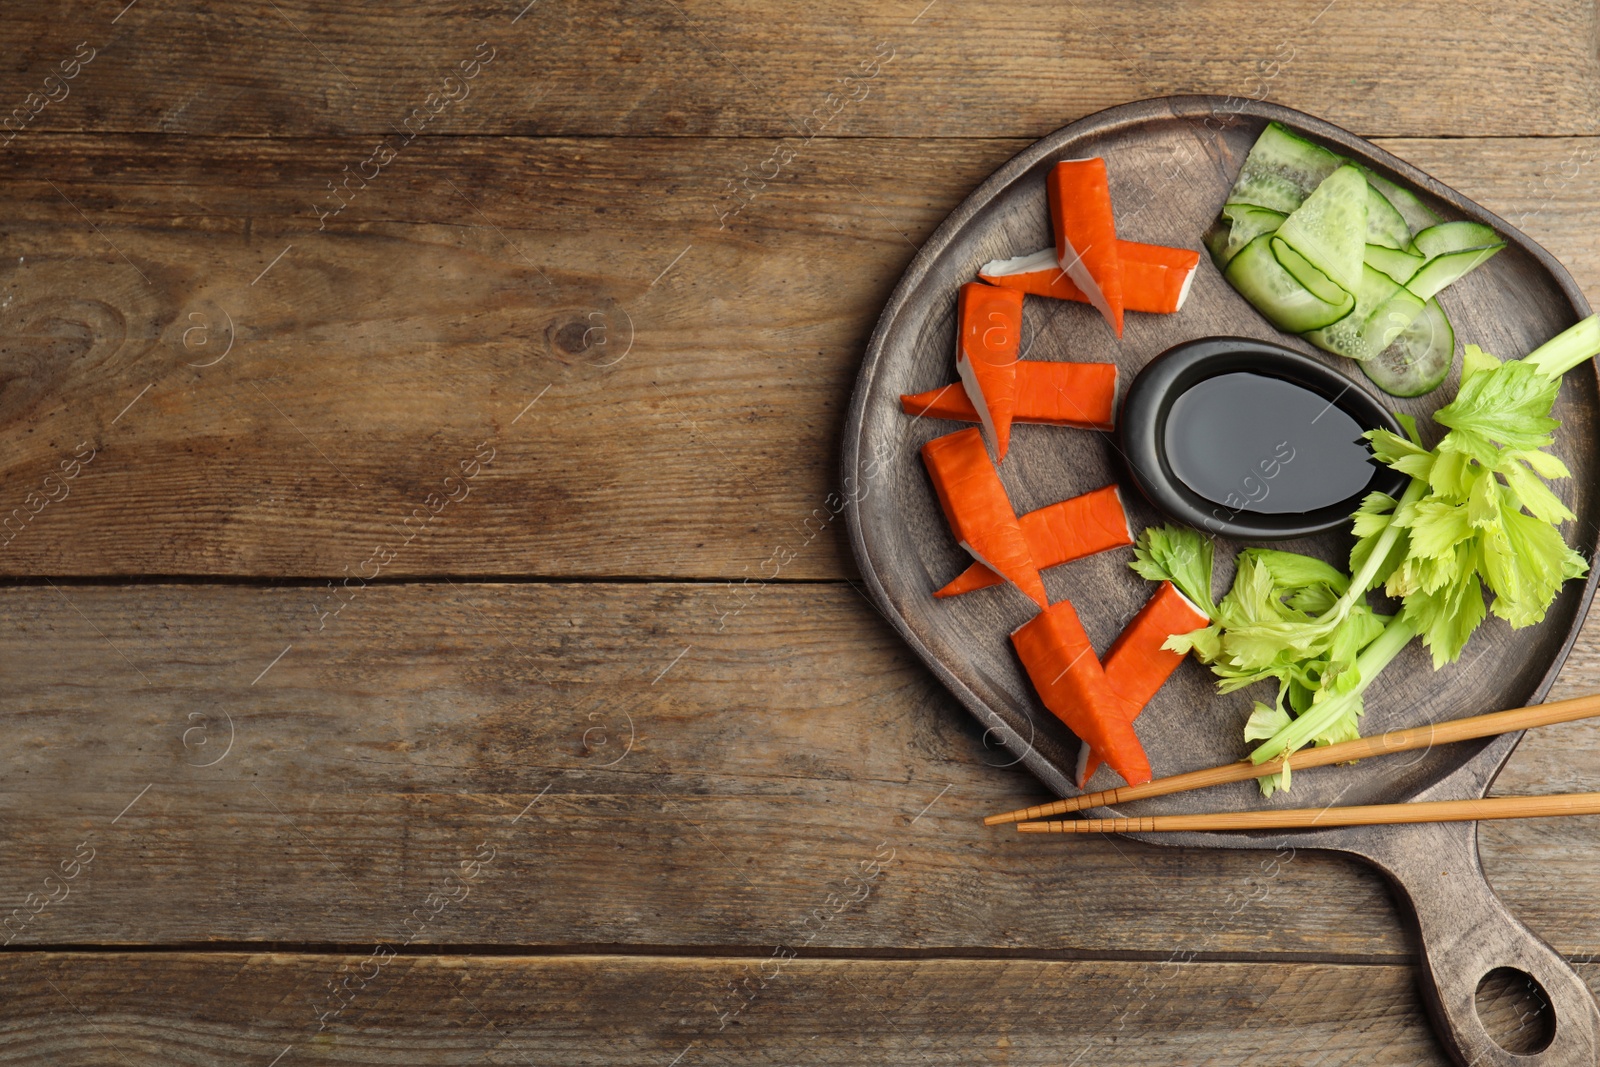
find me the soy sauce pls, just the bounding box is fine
[1163,372,1376,516]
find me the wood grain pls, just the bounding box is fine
[0,950,1487,1065]
[0,0,1597,139]
[2,135,1600,580]
[0,133,1018,580]
[2,579,1600,960]
[0,580,1401,956]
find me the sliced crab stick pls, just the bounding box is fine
[935,485,1133,598]
[954,282,1024,461]
[980,241,1200,315]
[1076,581,1211,785]
[920,427,1047,609]
[1049,158,1125,337]
[901,360,1117,431]
[1012,599,1151,786]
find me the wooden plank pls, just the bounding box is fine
[4,579,1600,958]
[1,1,1597,139]
[0,581,1403,955]
[0,951,1475,1065]
[0,134,1018,580]
[4,135,1600,579]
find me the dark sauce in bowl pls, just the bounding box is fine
[1117,338,1409,541]
[1163,372,1376,516]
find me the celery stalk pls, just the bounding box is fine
[1248,613,1419,764]
[1526,314,1600,379]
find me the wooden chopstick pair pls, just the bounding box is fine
[985,692,1600,833]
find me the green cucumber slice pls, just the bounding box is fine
[1225,121,1343,213]
[1365,184,1412,251]
[1360,298,1455,397]
[1364,243,1425,285]
[1271,236,1351,305]
[1274,164,1368,294]
[1202,217,1230,267]
[1304,264,1421,362]
[1225,234,1355,333]
[1363,284,1428,354]
[1413,221,1500,259]
[1204,204,1286,269]
[1405,242,1505,301]
[1362,169,1441,237]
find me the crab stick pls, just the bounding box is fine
[1049,158,1124,337]
[935,485,1133,598]
[920,427,1047,609]
[955,282,1024,461]
[1076,581,1211,785]
[980,242,1200,315]
[901,361,1117,431]
[1012,599,1151,786]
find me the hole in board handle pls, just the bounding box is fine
[1475,966,1555,1055]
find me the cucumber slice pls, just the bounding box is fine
[1405,242,1505,301]
[1204,204,1286,269]
[1225,234,1355,333]
[1364,243,1425,285]
[1364,284,1428,354]
[1362,169,1441,237]
[1413,221,1500,259]
[1365,184,1412,251]
[1274,164,1368,294]
[1271,237,1351,305]
[1360,298,1455,397]
[1202,217,1231,267]
[1225,121,1343,214]
[1304,264,1422,362]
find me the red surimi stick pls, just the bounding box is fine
[1049,159,1125,337]
[1012,599,1151,787]
[920,428,1047,609]
[1076,581,1211,786]
[900,361,1118,431]
[979,242,1200,315]
[954,282,1024,462]
[935,485,1133,598]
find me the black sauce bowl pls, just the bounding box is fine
[1117,336,1410,541]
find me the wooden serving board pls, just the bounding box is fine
[842,97,1600,1066]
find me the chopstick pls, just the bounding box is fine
[984,691,1600,826]
[1016,792,1600,833]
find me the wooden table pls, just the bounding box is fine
[3,1,1600,1062]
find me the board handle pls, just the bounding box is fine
[1353,818,1600,1066]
